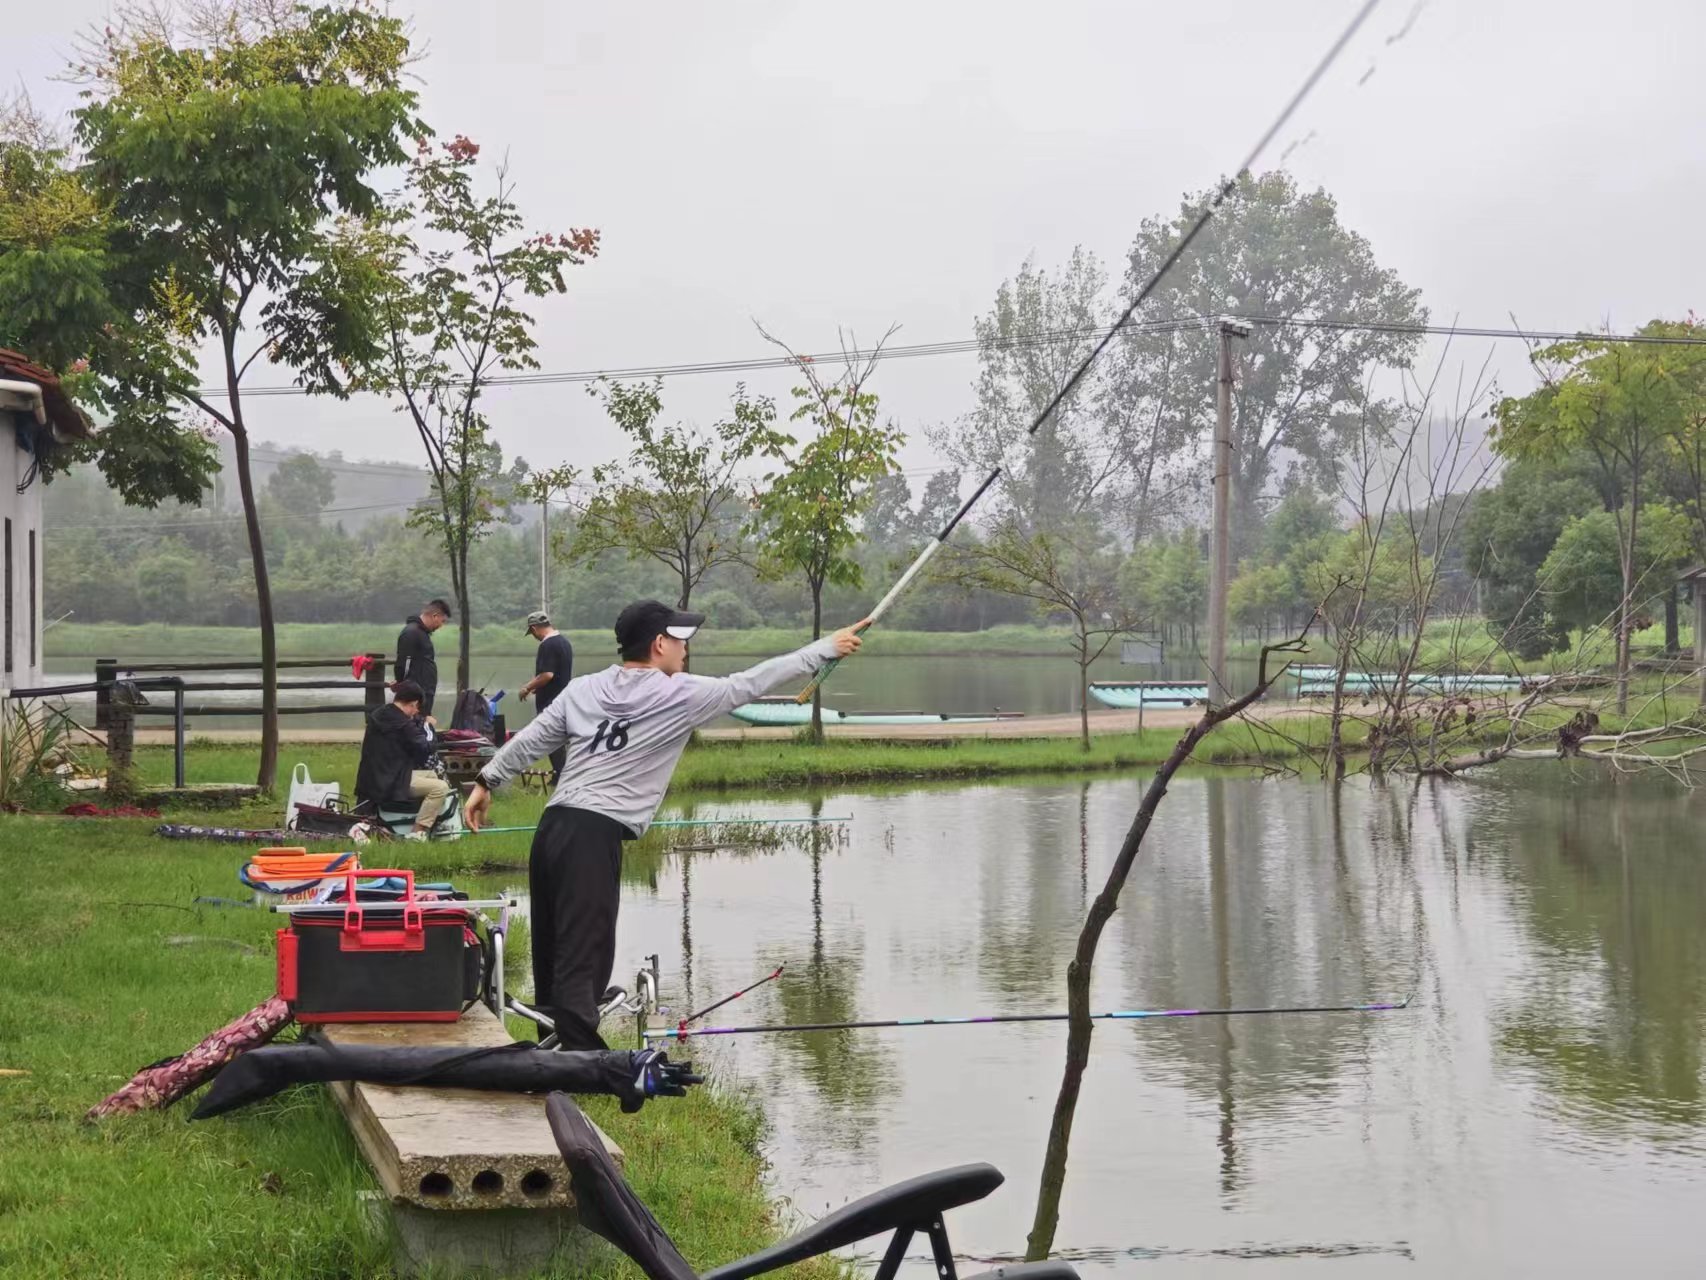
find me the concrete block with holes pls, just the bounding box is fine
[320,1005,623,1277]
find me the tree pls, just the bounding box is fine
[561,379,784,619]
[1540,506,1691,636]
[1226,561,1293,640]
[266,451,336,515]
[859,472,915,549]
[1025,633,1309,1262]
[1119,171,1425,555]
[932,249,1130,534]
[940,519,1135,749]
[357,136,598,694]
[750,331,903,742]
[1461,459,1600,659]
[1124,532,1209,646]
[72,2,421,789]
[1495,330,1690,711]
[0,94,214,506]
[911,469,965,541]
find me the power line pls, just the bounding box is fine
[48,486,597,533]
[45,499,420,533]
[193,314,1706,400]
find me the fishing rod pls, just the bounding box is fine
[644,995,1412,1041]
[795,0,1383,704]
[466,816,852,837]
[675,964,785,1032]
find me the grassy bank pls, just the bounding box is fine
[1229,615,1692,673]
[0,814,845,1280]
[46,621,1081,662]
[123,716,1356,804]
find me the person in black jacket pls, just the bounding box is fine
[395,599,450,719]
[355,680,450,841]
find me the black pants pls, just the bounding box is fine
[529,805,627,1050]
[537,695,566,786]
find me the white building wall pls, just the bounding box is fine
[0,414,46,698]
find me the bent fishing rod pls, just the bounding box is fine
[645,995,1412,1041]
[796,0,1382,704]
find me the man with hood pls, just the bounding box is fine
[354,679,451,841]
[395,599,450,720]
[467,600,868,1050]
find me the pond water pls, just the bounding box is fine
[580,765,1706,1277]
[43,650,1268,731]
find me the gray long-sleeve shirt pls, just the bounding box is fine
[477,638,839,835]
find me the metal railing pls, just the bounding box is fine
[8,653,388,790]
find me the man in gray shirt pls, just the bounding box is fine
[468,599,867,1049]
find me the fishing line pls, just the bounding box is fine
[675,964,785,1034]
[645,995,1412,1040]
[795,0,1386,702]
[464,815,852,837]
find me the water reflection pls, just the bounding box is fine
[605,768,1706,1276]
[1491,765,1706,1140]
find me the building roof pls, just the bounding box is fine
[0,349,95,440]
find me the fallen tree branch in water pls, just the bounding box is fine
[1026,624,1313,1260]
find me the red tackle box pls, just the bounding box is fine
[276,869,480,1023]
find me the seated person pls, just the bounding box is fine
[355,679,450,842]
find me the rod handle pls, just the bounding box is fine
[792,620,871,704]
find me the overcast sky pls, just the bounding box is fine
[10,0,1703,491]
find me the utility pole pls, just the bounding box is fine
[1206,319,1250,705]
[538,496,550,615]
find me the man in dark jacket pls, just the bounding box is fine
[354,680,450,841]
[395,599,450,719]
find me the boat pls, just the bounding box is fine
[1295,671,1530,697]
[729,697,1024,727]
[1088,681,1209,708]
[1291,665,1525,690]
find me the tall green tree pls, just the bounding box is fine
[72,2,422,788]
[0,95,213,506]
[1461,460,1600,659]
[265,451,336,515]
[1119,171,1425,555]
[355,136,598,694]
[750,334,903,741]
[934,249,1130,534]
[1494,329,1692,710]
[562,379,783,616]
[1539,506,1692,637]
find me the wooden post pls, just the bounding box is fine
[106,697,134,791]
[94,657,116,730]
[364,652,387,714]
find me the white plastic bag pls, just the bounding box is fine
[284,762,341,827]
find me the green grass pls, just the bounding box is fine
[0,816,848,1279]
[117,716,1356,808]
[1229,615,1696,673]
[45,622,1081,662]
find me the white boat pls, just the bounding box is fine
[729,697,1024,727]
[1088,681,1208,709]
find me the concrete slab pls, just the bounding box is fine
[319,1004,622,1212]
